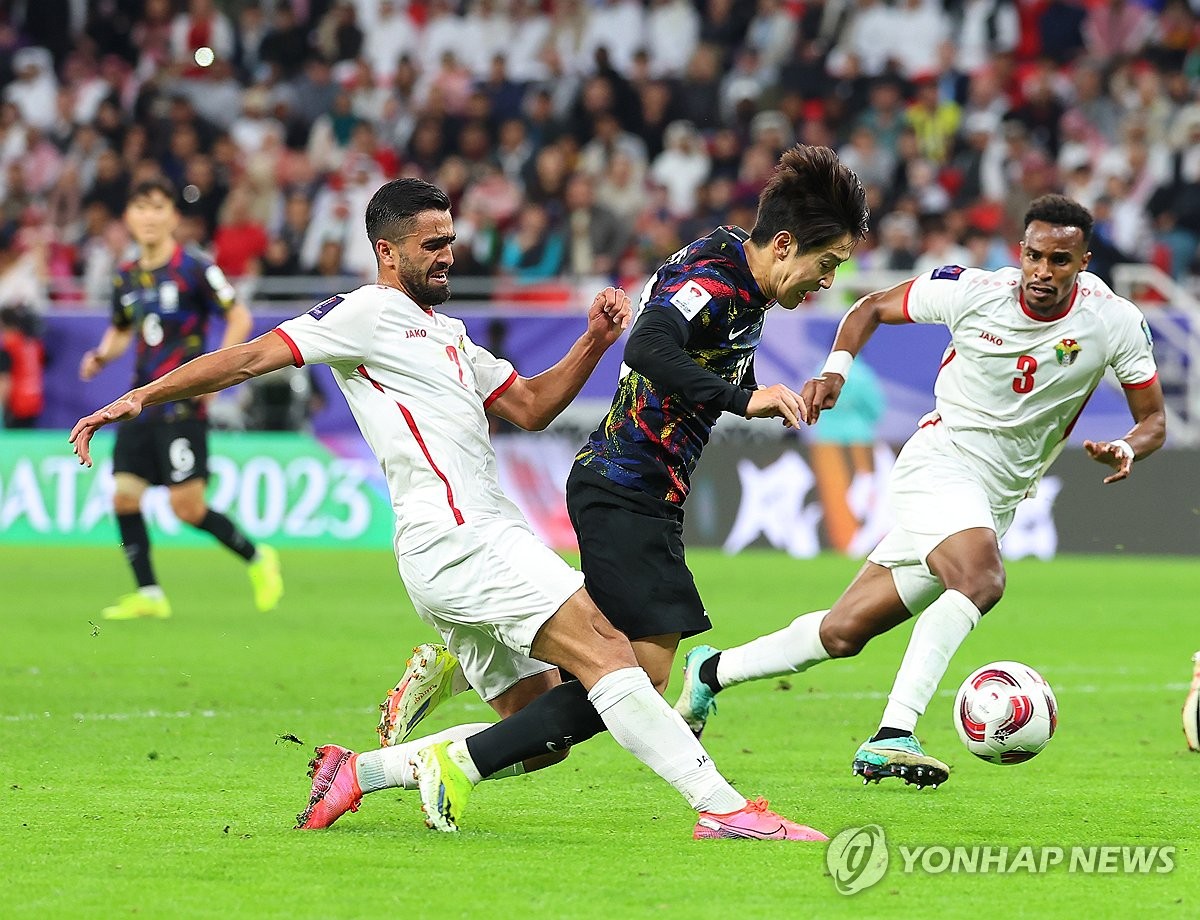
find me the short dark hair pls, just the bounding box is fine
[1023,194,1094,246]
[127,176,179,208]
[365,177,452,247]
[749,145,869,252]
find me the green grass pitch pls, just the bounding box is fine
[2,546,1197,918]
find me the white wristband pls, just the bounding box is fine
[1110,439,1135,462]
[821,350,854,381]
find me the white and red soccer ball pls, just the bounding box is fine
[954,661,1058,764]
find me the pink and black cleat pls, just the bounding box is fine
[694,797,829,841]
[295,745,363,830]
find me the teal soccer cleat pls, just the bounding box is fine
[852,734,950,788]
[673,644,721,739]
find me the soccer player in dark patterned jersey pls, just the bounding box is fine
[370,146,870,815]
[79,178,283,620]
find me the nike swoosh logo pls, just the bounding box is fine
[729,326,753,340]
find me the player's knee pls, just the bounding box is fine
[949,568,1005,613]
[820,621,869,659]
[171,497,207,526]
[112,493,141,516]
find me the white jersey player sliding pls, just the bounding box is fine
[673,194,1166,787]
[70,177,827,840]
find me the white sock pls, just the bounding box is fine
[715,610,831,688]
[354,723,494,793]
[879,589,981,733]
[137,585,165,599]
[587,667,746,815]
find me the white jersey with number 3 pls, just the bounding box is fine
[274,285,521,551]
[902,266,1158,506]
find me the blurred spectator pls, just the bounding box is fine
[171,0,235,75]
[562,172,630,277]
[0,222,47,318]
[646,0,702,78]
[1084,0,1156,61]
[314,1,365,64]
[365,0,421,82]
[500,202,565,281]
[213,184,269,279]
[0,305,46,429]
[649,121,711,218]
[5,48,58,132]
[260,2,310,79]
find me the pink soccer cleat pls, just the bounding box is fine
[693,797,829,841]
[294,745,362,830]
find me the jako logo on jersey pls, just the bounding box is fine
[308,295,344,321]
[931,265,966,281]
[405,328,427,338]
[979,331,1004,346]
[1054,338,1081,366]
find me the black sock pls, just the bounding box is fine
[698,652,723,694]
[117,513,158,587]
[465,680,607,778]
[195,510,256,561]
[870,727,912,742]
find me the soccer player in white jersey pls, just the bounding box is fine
[673,194,1166,787]
[70,177,825,840]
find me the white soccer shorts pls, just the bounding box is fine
[867,421,1017,615]
[397,518,584,701]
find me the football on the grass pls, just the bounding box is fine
[954,661,1057,764]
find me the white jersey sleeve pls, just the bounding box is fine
[1104,300,1158,388]
[273,292,381,368]
[903,265,993,328]
[457,323,518,406]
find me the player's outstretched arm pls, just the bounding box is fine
[70,331,295,466]
[489,287,631,431]
[1083,378,1166,484]
[79,326,134,381]
[801,278,913,425]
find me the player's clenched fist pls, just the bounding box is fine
[799,373,845,425]
[745,383,808,429]
[586,286,632,346]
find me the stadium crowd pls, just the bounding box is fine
[0,0,1198,313]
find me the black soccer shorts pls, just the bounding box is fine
[112,418,210,487]
[566,463,711,641]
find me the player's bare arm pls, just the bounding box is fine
[801,278,913,425]
[79,325,134,381]
[489,287,631,431]
[70,332,295,466]
[1083,379,1166,484]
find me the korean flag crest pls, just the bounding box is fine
[1054,338,1081,366]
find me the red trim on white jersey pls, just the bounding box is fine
[1062,386,1097,440]
[901,280,915,322]
[1122,373,1158,391]
[272,327,304,367]
[1018,284,1077,322]
[484,370,518,409]
[918,413,942,429]
[357,363,465,526]
[938,347,957,371]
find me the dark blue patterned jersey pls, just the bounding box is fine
[111,244,238,422]
[576,226,769,504]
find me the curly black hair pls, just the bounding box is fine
[1024,194,1094,245]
